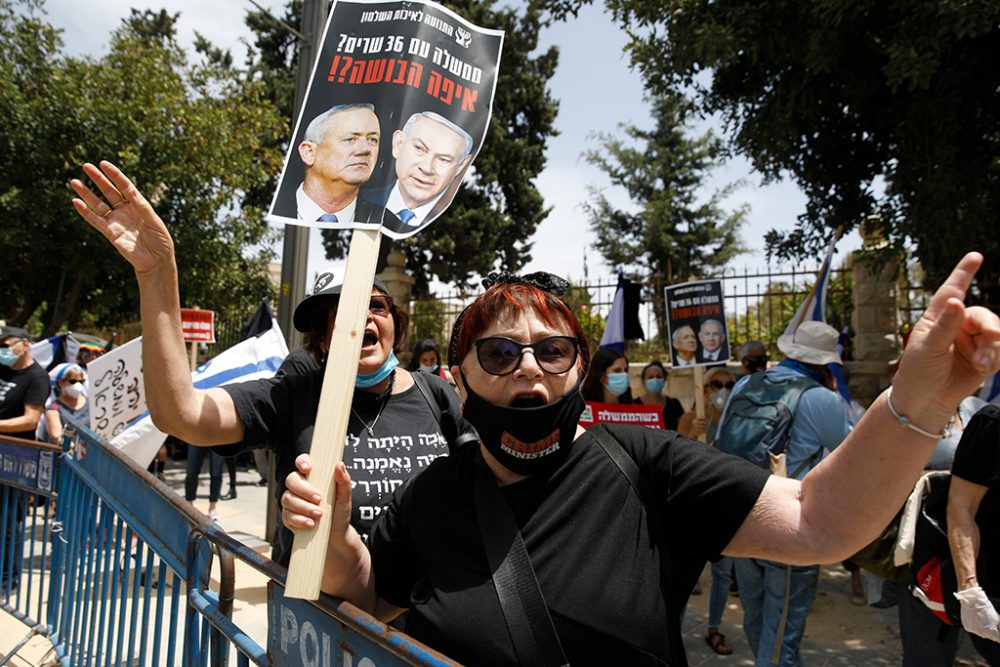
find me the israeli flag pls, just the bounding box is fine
[111,316,289,468]
[782,231,853,405]
[599,279,627,354]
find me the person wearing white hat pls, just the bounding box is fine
[723,319,854,667]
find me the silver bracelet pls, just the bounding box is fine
[885,387,953,440]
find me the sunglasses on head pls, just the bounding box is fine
[710,380,736,390]
[473,336,580,376]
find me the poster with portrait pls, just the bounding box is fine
[267,0,504,239]
[664,280,730,368]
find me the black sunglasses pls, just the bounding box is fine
[710,380,736,390]
[323,294,393,320]
[474,336,580,376]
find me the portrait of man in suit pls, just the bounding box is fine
[372,111,474,235]
[671,325,698,367]
[292,103,398,228]
[697,318,728,363]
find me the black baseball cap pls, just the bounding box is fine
[0,326,30,342]
[292,273,390,333]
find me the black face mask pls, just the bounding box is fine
[461,377,585,475]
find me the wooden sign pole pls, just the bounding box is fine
[285,228,382,599]
[693,365,706,443]
[189,341,198,372]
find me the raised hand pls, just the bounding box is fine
[893,252,1000,428]
[70,161,174,274]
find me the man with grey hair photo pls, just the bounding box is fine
[370,111,474,235]
[281,103,398,228]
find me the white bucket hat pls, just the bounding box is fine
[777,321,842,366]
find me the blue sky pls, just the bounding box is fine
[44,0,857,291]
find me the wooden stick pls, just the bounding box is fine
[693,365,706,443]
[189,341,197,372]
[285,228,382,599]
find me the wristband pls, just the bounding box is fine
[885,387,954,440]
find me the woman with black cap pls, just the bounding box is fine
[69,161,476,561]
[282,253,1000,667]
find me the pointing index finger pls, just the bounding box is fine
[922,252,983,322]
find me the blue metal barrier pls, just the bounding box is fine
[0,422,462,667]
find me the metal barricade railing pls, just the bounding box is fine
[0,422,461,667]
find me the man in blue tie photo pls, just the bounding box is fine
[372,111,473,236]
[288,103,398,228]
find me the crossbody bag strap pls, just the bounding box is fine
[410,371,479,450]
[588,425,687,667]
[473,460,569,667]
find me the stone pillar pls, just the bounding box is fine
[847,230,902,406]
[377,248,414,315]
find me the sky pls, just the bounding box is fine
[44,0,859,296]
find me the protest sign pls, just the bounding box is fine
[281,0,504,600]
[580,402,665,429]
[267,0,504,240]
[664,279,730,368]
[87,336,144,441]
[180,309,216,343]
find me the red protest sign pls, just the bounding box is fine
[580,402,665,429]
[179,309,215,344]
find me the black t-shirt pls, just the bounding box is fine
[370,424,769,666]
[951,404,1000,597]
[663,397,685,431]
[0,361,50,440]
[222,369,474,564]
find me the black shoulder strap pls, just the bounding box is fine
[473,460,569,667]
[410,371,479,449]
[588,424,687,667]
[410,371,442,423]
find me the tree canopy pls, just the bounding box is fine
[584,92,747,334]
[541,0,1000,291]
[0,2,286,334]
[244,0,560,294]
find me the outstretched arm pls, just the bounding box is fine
[726,252,1000,564]
[70,161,242,445]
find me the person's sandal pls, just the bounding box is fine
[705,629,733,655]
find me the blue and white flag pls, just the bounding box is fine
[600,280,626,354]
[782,231,852,404]
[600,275,644,354]
[111,316,289,468]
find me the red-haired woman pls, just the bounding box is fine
[281,261,999,666]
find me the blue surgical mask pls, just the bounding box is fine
[604,371,631,397]
[356,352,399,388]
[419,363,439,374]
[645,377,666,395]
[0,347,19,367]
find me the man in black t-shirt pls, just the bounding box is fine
[0,326,49,441]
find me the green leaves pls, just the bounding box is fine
[540,0,1000,295]
[0,0,285,333]
[584,91,748,333]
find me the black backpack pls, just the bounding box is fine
[910,474,962,625]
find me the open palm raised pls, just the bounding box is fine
[70,161,175,275]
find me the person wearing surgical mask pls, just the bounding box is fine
[406,339,455,386]
[581,348,635,404]
[678,367,736,443]
[38,363,89,445]
[638,361,685,430]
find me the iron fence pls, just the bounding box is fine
[0,423,461,666]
